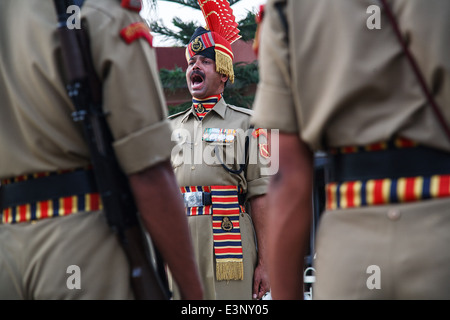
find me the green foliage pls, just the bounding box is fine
[150,0,258,46]
[236,10,259,42]
[151,17,197,47]
[159,66,187,93]
[223,61,259,108]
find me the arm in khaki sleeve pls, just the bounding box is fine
[245,129,270,199]
[252,0,298,133]
[246,129,270,299]
[129,160,203,300]
[249,194,270,300]
[252,1,310,299]
[266,133,313,300]
[84,5,203,299]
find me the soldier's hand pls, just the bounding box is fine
[253,262,270,299]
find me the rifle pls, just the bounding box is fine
[53,0,170,300]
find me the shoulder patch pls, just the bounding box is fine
[252,128,268,139]
[120,22,153,47]
[253,4,265,56]
[259,143,270,158]
[227,104,254,117]
[121,0,142,12]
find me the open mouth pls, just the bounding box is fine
[190,71,205,90]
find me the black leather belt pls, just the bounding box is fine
[204,192,246,206]
[0,169,98,210]
[183,191,246,208]
[326,145,450,183]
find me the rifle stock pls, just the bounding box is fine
[53,0,170,300]
[123,225,170,300]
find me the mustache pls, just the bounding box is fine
[190,70,205,79]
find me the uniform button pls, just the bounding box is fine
[194,142,198,146]
[191,166,195,170]
[387,209,401,221]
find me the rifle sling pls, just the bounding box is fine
[381,0,450,142]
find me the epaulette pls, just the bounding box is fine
[120,0,142,12]
[119,1,150,47]
[227,104,254,117]
[120,21,153,47]
[168,107,192,120]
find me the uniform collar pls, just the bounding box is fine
[180,96,227,123]
[193,94,221,120]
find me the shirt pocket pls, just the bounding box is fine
[204,141,248,174]
[171,128,193,169]
[202,128,240,168]
[202,140,232,167]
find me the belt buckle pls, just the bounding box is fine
[183,191,203,208]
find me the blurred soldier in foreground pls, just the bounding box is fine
[168,0,270,300]
[252,0,450,299]
[0,0,202,299]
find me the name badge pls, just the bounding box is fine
[202,128,236,143]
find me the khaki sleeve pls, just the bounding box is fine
[84,2,174,174]
[245,128,270,199]
[251,0,298,133]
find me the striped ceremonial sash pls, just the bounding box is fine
[1,168,102,224]
[326,174,450,210]
[210,185,244,281]
[181,185,245,281]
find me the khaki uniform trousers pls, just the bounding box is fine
[170,211,257,300]
[0,211,133,299]
[313,197,450,299]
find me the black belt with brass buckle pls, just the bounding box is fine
[183,191,246,208]
[326,145,450,183]
[0,169,98,210]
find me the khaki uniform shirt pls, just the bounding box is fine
[169,98,269,299]
[252,0,450,152]
[252,0,450,299]
[0,0,173,179]
[170,98,269,199]
[0,0,171,300]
